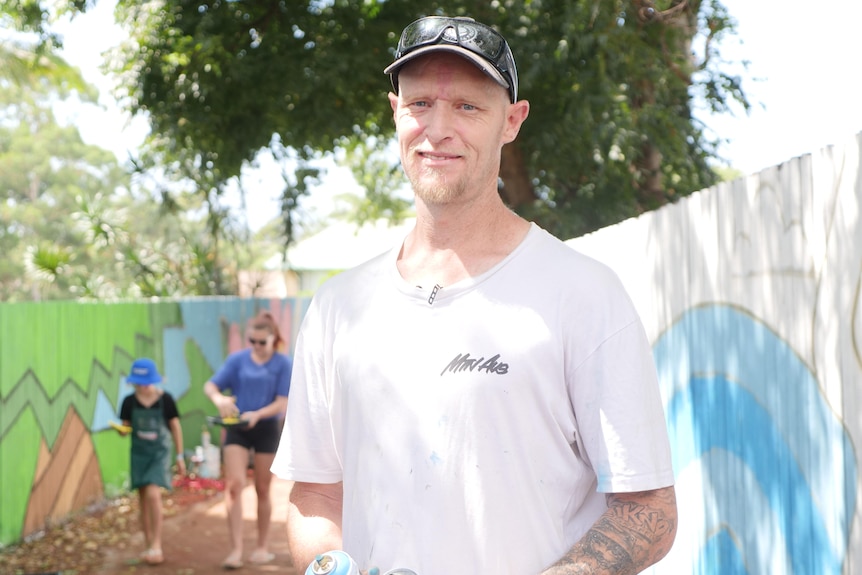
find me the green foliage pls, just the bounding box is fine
[0,30,238,300]
[713,164,744,182]
[107,0,747,238]
[6,0,749,242]
[334,136,413,226]
[1,0,93,90]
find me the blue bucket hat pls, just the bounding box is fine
[126,358,162,385]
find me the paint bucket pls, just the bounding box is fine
[200,444,221,478]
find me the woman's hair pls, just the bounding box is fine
[249,310,284,350]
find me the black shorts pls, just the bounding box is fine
[223,418,282,454]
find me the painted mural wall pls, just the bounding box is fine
[568,131,862,574]
[0,297,309,546]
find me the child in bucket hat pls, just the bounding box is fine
[126,357,163,385]
[117,358,186,565]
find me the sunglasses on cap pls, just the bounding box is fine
[390,16,518,103]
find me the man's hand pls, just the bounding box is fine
[287,482,345,571]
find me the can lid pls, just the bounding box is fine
[310,553,336,575]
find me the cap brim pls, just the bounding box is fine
[127,377,160,385]
[384,45,509,90]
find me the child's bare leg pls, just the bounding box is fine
[144,485,164,552]
[140,484,165,564]
[138,487,152,551]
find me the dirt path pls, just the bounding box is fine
[95,477,300,575]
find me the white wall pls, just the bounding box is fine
[567,132,862,574]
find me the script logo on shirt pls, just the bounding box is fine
[440,353,509,376]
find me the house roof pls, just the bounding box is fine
[268,217,415,271]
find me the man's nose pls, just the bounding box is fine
[423,106,455,142]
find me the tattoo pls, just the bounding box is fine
[542,487,677,575]
[579,530,633,570]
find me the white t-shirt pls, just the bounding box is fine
[272,224,674,575]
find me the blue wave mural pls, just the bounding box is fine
[652,304,856,574]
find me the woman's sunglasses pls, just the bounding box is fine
[248,337,269,346]
[394,16,518,103]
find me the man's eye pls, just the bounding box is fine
[462,103,476,111]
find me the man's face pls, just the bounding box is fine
[389,53,524,206]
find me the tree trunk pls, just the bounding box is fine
[639,141,665,207]
[633,0,699,209]
[499,142,536,209]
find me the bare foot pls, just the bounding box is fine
[144,548,164,565]
[222,551,244,570]
[249,549,275,564]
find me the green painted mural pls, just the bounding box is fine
[0,297,309,546]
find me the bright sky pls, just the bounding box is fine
[699,0,862,173]
[52,0,361,231]
[52,0,146,159]
[52,0,862,224]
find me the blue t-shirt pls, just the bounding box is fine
[211,349,292,418]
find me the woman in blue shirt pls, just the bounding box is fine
[204,310,292,569]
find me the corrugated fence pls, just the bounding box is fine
[568,131,861,574]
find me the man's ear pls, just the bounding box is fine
[388,92,399,115]
[502,100,530,144]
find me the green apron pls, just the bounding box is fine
[130,395,173,489]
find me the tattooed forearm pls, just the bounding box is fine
[540,486,677,575]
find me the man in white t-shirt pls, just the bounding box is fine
[272,15,677,575]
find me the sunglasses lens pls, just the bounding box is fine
[456,22,503,58]
[400,18,503,60]
[401,18,443,50]
[397,17,513,100]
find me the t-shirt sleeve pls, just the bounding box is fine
[211,352,240,391]
[119,395,133,421]
[162,392,180,421]
[570,318,674,493]
[272,299,342,483]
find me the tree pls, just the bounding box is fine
[0,28,243,300]
[6,0,748,240]
[116,0,749,239]
[0,78,222,300]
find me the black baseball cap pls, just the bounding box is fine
[384,16,519,103]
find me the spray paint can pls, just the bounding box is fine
[305,551,360,575]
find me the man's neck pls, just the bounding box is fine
[397,201,530,287]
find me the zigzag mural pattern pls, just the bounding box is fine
[1,300,162,545]
[0,345,149,445]
[0,298,303,546]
